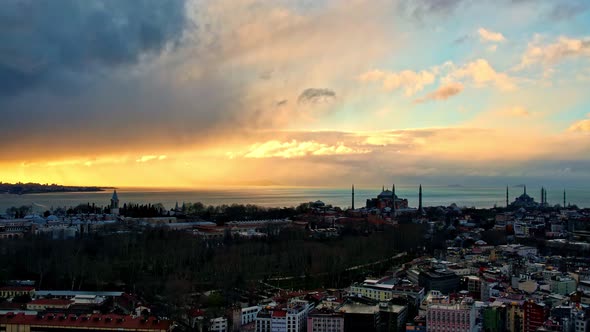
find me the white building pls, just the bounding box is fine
[256,300,313,332]
[242,306,262,326]
[256,311,272,332]
[349,279,424,303]
[426,297,476,332]
[210,317,228,332]
[574,310,590,332]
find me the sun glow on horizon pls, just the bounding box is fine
[0,0,589,187]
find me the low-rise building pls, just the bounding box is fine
[425,297,475,332]
[0,313,173,331]
[0,286,35,299]
[255,300,312,332]
[306,308,344,332]
[26,299,72,311]
[210,316,228,332]
[242,306,262,326]
[550,275,576,295]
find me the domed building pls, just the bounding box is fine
[366,185,409,210]
[509,186,539,209]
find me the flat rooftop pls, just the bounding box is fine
[339,303,379,315]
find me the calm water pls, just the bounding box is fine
[1,185,589,213]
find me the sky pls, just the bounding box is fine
[1,0,590,188]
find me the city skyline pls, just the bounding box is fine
[1,0,590,187]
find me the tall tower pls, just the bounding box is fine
[544,188,547,206]
[418,184,423,213]
[524,185,527,196]
[506,186,509,207]
[564,189,566,207]
[392,184,396,213]
[110,190,120,215]
[540,187,544,206]
[351,184,355,210]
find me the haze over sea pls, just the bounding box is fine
[1,185,589,213]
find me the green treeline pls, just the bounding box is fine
[0,225,424,301]
[174,202,312,223]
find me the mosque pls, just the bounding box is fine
[365,185,409,210]
[507,185,566,209]
[361,184,425,216]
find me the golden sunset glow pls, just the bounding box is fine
[1,0,589,187]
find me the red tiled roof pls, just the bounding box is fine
[272,310,287,318]
[0,313,171,331]
[0,303,24,310]
[188,309,205,317]
[0,286,35,292]
[27,299,72,306]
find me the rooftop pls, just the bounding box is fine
[0,313,171,331]
[27,299,72,306]
[339,303,379,315]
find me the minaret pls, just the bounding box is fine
[110,190,120,215]
[506,186,509,207]
[524,185,527,196]
[418,184,423,213]
[544,188,547,206]
[382,185,385,192]
[352,184,355,210]
[563,190,566,207]
[392,184,396,213]
[540,187,544,206]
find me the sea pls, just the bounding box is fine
[1,185,589,214]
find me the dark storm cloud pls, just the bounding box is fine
[453,35,471,44]
[0,0,220,160]
[399,0,465,19]
[0,0,188,96]
[297,88,336,104]
[548,2,588,21]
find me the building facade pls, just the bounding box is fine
[306,309,344,332]
[425,298,476,332]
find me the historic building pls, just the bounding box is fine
[366,185,409,211]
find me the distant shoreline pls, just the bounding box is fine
[0,183,115,195]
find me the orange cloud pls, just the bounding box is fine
[414,82,464,103]
[519,35,590,68]
[478,28,506,42]
[359,69,436,96]
[446,59,516,91]
[136,155,168,163]
[3,127,590,187]
[497,106,531,117]
[568,114,590,132]
[234,140,370,159]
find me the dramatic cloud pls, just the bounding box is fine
[297,88,336,104]
[414,82,464,103]
[446,59,516,90]
[359,69,436,96]
[519,36,590,68]
[478,28,506,42]
[568,114,590,132]
[234,140,369,159]
[1,0,590,188]
[0,0,395,160]
[136,155,167,163]
[0,0,188,96]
